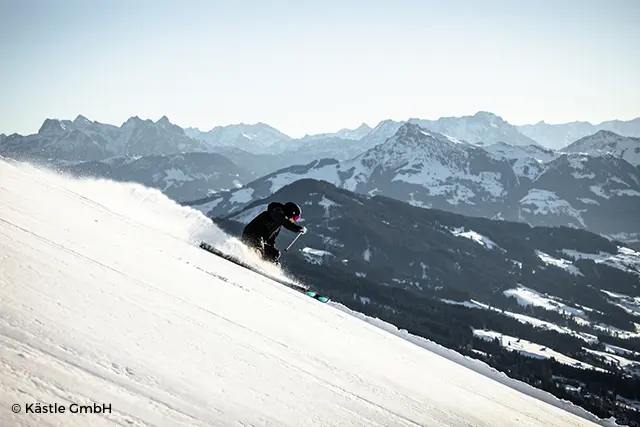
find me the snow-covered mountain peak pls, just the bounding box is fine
[369,119,405,137]
[562,131,640,167]
[122,115,145,129]
[38,118,67,136]
[73,114,92,126]
[157,115,171,124]
[390,121,427,140]
[334,122,373,140]
[374,122,459,151]
[155,115,183,132]
[355,122,372,132]
[217,122,291,138]
[118,115,179,136]
[299,123,373,142]
[185,122,293,154]
[570,130,633,146]
[348,119,406,152]
[356,123,473,174]
[473,110,504,122]
[408,111,539,147]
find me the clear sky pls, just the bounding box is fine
[1,0,639,137]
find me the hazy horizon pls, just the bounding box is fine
[2,0,639,137]
[4,110,640,138]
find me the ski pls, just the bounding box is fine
[198,241,330,303]
[304,291,330,303]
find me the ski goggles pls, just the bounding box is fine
[292,214,300,221]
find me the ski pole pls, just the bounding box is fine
[284,233,302,252]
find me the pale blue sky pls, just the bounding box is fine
[1,0,638,137]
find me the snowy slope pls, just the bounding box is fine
[0,158,619,427]
[483,141,560,181]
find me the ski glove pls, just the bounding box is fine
[299,226,307,234]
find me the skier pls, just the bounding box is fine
[241,201,307,265]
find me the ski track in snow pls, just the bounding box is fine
[0,158,620,427]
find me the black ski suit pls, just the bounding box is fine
[241,202,304,264]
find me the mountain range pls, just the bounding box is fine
[518,118,640,150]
[3,112,639,239]
[187,123,640,248]
[1,115,208,161]
[3,111,639,163]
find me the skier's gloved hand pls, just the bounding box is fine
[299,226,307,234]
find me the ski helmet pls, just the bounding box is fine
[283,201,301,220]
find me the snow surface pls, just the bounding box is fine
[502,286,640,339]
[536,250,584,276]
[440,299,598,343]
[449,227,501,251]
[583,348,640,376]
[162,167,193,186]
[519,190,586,227]
[600,291,640,318]
[484,142,559,180]
[504,286,587,317]
[0,158,621,427]
[561,247,640,277]
[473,330,604,372]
